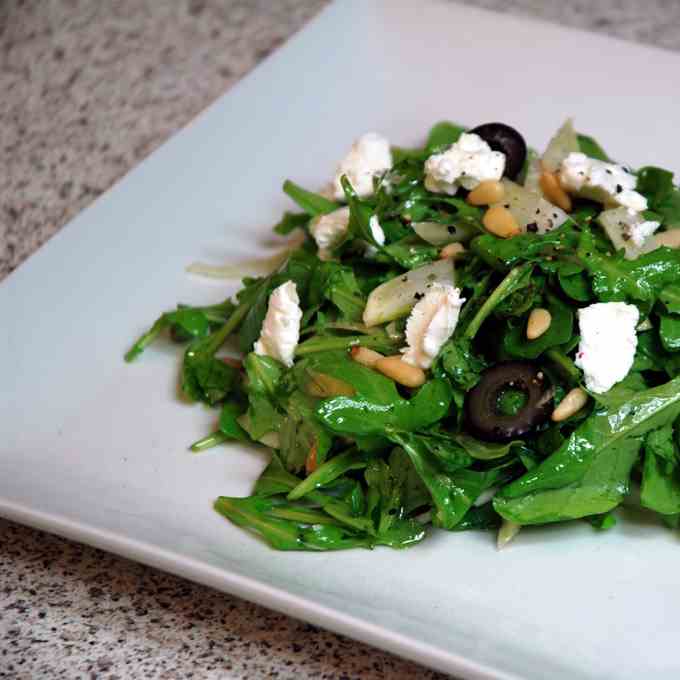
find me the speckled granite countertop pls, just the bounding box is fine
[2,1,680,678]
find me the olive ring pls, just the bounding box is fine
[465,361,554,442]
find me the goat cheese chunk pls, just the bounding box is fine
[424,133,505,196]
[254,281,302,368]
[332,132,392,200]
[310,207,350,260]
[559,152,647,212]
[401,283,465,369]
[625,215,661,248]
[575,302,639,394]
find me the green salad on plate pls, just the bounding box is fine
[126,119,680,551]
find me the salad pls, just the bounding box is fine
[126,119,680,551]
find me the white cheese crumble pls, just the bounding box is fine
[309,207,350,260]
[625,215,661,248]
[574,302,639,394]
[401,283,465,369]
[253,281,302,368]
[332,132,392,200]
[424,133,505,196]
[368,214,386,246]
[559,152,647,212]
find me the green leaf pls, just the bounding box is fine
[640,425,680,515]
[288,450,367,501]
[660,314,680,352]
[295,333,397,357]
[182,351,238,405]
[214,496,376,551]
[425,121,466,151]
[125,304,229,361]
[317,379,453,436]
[389,431,503,530]
[254,453,300,496]
[455,434,522,461]
[578,228,680,303]
[452,504,502,531]
[278,390,332,473]
[503,295,574,359]
[558,267,592,302]
[341,175,382,247]
[660,284,680,314]
[577,133,610,161]
[636,166,680,228]
[283,180,339,216]
[383,238,439,269]
[494,376,680,524]
[218,401,249,441]
[322,266,366,321]
[463,264,534,340]
[439,337,488,391]
[273,211,309,235]
[471,222,578,272]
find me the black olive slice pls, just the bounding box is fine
[465,361,554,442]
[469,122,527,180]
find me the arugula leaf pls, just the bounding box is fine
[641,425,680,515]
[503,295,574,359]
[125,302,233,361]
[214,496,376,551]
[273,211,310,235]
[218,401,249,441]
[383,238,439,269]
[288,449,366,501]
[452,504,502,531]
[454,434,522,461]
[389,431,509,530]
[471,222,578,272]
[636,166,680,228]
[578,228,680,303]
[278,390,332,473]
[577,134,610,161]
[659,314,680,352]
[425,121,466,151]
[438,337,488,391]
[558,265,592,302]
[182,348,238,405]
[494,375,680,524]
[660,284,680,314]
[322,266,366,321]
[317,378,453,436]
[463,264,534,340]
[283,180,339,216]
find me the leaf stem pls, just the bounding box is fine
[190,431,229,452]
[463,264,533,340]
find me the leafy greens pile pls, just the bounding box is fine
[126,120,680,550]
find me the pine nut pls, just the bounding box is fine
[439,242,465,259]
[526,308,552,340]
[654,229,680,249]
[551,387,588,422]
[483,206,521,239]
[467,179,505,206]
[350,346,384,368]
[374,355,426,388]
[539,170,572,212]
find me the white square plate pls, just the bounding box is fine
[3,2,680,678]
